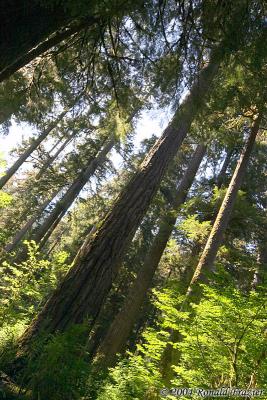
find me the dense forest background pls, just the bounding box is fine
[0,1,266,399]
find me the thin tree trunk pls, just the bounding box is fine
[161,114,261,386]
[4,190,59,253]
[0,107,71,189]
[257,238,267,283]
[217,148,234,188]
[161,114,262,385]
[37,212,64,250]
[186,114,262,296]
[35,133,75,180]
[252,230,267,289]
[16,49,221,353]
[94,144,206,368]
[31,137,116,247]
[45,225,69,258]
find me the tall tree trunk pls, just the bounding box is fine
[37,212,64,250]
[0,19,91,83]
[94,144,206,368]
[31,137,116,247]
[35,133,75,180]
[73,225,97,265]
[161,114,262,385]
[0,107,71,189]
[4,190,59,253]
[0,1,98,81]
[45,224,70,257]
[217,148,234,188]
[257,237,267,283]
[186,114,262,296]
[17,49,221,353]
[252,228,267,289]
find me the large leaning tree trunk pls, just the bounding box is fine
[0,0,99,82]
[0,105,74,190]
[16,47,222,355]
[0,0,146,83]
[0,19,91,84]
[94,143,206,368]
[30,136,116,250]
[186,113,262,298]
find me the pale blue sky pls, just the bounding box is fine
[0,107,172,174]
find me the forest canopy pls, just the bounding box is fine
[0,1,266,399]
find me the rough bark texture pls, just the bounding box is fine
[16,51,220,354]
[0,108,70,189]
[186,114,261,294]
[94,144,206,368]
[31,137,115,248]
[73,225,97,265]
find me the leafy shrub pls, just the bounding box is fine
[0,241,70,328]
[95,285,267,400]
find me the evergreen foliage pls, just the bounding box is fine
[0,0,266,398]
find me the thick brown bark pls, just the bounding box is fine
[73,225,97,265]
[186,114,262,295]
[94,144,206,368]
[17,50,220,352]
[31,137,115,248]
[0,107,70,190]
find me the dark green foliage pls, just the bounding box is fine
[23,325,91,400]
[0,1,266,398]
